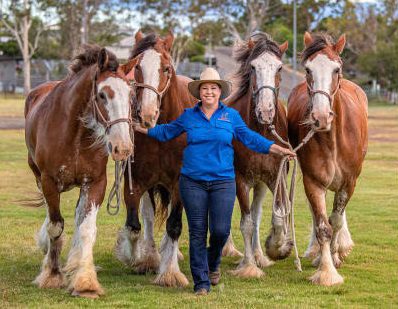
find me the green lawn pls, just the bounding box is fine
[0,98,397,308]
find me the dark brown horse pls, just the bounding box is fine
[288,32,368,286]
[115,31,197,287]
[25,45,134,298]
[223,33,292,278]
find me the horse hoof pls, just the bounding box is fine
[133,254,160,274]
[71,290,101,299]
[311,254,321,267]
[33,270,64,289]
[229,263,264,278]
[265,236,293,261]
[303,244,320,259]
[332,253,343,269]
[309,269,344,286]
[222,244,243,258]
[153,270,189,287]
[254,251,275,268]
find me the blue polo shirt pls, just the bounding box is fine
[147,102,274,181]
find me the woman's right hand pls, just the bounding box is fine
[133,123,148,135]
[269,144,296,160]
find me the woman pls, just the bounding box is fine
[135,68,295,295]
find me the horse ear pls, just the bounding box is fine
[334,34,346,55]
[135,30,143,43]
[98,48,109,71]
[164,31,174,51]
[304,31,313,48]
[279,41,289,54]
[120,58,139,80]
[248,39,254,49]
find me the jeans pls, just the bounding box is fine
[179,174,236,292]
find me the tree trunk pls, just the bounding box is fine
[81,0,89,44]
[22,0,31,95]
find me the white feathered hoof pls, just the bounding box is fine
[153,270,189,287]
[33,269,64,289]
[222,242,243,257]
[114,227,140,267]
[68,268,104,299]
[332,252,343,269]
[311,254,321,267]
[133,250,161,274]
[265,235,293,261]
[309,268,344,286]
[304,242,320,259]
[229,262,264,278]
[254,250,275,268]
[338,230,354,261]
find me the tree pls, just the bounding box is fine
[0,0,50,95]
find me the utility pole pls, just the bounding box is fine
[292,0,297,90]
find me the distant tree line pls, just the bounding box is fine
[1,0,397,93]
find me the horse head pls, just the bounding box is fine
[302,32,345,132]
[234,33,288,125]
[126,30,174,128]
[93,48,135,161]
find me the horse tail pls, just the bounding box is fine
[17,192,46,208]
[148,185,171,228]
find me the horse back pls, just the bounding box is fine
[24,81,60,119]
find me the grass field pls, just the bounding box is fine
[0,97,397,308]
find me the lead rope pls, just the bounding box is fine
[268,125,315,272]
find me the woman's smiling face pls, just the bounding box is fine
[199,82,221,106]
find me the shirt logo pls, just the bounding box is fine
[218,112,230,122]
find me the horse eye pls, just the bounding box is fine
[278,67,282,73]
[305,68,311,75]
[334,68,340,74]
[98,92,106,101]
[163,67,170,73]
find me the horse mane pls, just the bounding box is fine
[230,32,282,102]
[69,44,119,74]
[301,33,335,64]
[129,33,158,59]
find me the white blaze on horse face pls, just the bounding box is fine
[140,49,161,128]
[251,52,282,124]
[306,54,340,131]
[98,77,132,161]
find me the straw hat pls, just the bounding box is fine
[188,67,231,100]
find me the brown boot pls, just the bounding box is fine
[209,270,221,286]
[195,288,208,296]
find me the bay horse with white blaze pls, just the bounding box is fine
[115,31,197,287]
[224,32,292,278]
[25,45,135,298]
[288,32,368,286]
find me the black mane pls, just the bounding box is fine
[129,33,158,59]
[69,44,118,74]
[301,33,335,64]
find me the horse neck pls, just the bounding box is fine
[60,67,96,136]
[158,73,185,122]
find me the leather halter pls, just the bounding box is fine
[251,71,280,124]
[90,68,132,132]
[306,74,341,109]
[130,66,172,109]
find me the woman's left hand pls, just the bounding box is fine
[269,144,296,160]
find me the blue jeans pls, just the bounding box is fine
[179,174,236,292]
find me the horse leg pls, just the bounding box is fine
[329,188,354,268]
[222,232,243,257]
[251,182,274,268]
[154,189,188,287]
[133,191,161,273]
[63,179,106,298]
[114,181,146,272]
[33,174,64,289]
[230,176,264,278]
[304,202,320,260]
[265,179,293,261]
[305,178,343,286]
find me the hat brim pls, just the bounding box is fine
[188,79,231,100]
